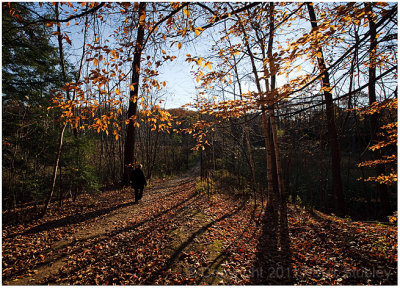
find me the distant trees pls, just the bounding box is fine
[2,2,397,221]
[186,2,397,219]
[2,2,63,209]
[306,2,345,215]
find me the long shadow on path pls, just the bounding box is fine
[144,198,249,284]
[21,201,136,236]
[19,178,194,237]
[6,191,201,284]
[250,203,293,285]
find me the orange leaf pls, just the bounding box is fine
[65,36,72,45]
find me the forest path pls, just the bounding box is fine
[3,167,397,285]
[3,166,262,285]
[5,171,196,285]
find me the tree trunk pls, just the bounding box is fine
[266,2,286,206]
[41,123,67,217]
[226,21,257,200]
[123,2,147,184]
[307,2,346,216]
[239,17,277,209]
[365,3,391,218]
[41,3,70,217]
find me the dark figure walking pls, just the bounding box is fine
[130,164,147,203]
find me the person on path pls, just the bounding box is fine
[130,164,147,203]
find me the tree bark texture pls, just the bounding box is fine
[123,2,147,184]
[307,2,346,216]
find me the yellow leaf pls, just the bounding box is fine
[195,29,200,36]
[116,88,120,95]
[207,63,212,70]
[297,66,301,72]
[93,58,99,66]
[130,84,135,91]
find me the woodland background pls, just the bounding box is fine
[2,2,398,285]
[2,2,397,222]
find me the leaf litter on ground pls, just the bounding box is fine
[2,174,397,285]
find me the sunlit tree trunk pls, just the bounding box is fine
[123,2,147,184]
[265,2,286,205]
[307,2,346,216]
[239,20,276,208]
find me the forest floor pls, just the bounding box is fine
[2,168,397,285]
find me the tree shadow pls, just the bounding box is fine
[150,179,193,198]
[6,192,201,284]
[13,178,195,237]
[20,201,136,236]
[197,204,258,284]
[250,203,293,285]
[144,197,249,284]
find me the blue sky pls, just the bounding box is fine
[46,2,397,111]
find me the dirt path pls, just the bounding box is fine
[4,167,262,285]
[2,168,397,285]
[4,172,201,285]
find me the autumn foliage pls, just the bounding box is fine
[2,1,397,285]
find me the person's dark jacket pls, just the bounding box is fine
[131,168,147,188]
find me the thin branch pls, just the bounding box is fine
[200,2,262,30]
[285,4,397,99]
[33,3,105,24]
[143,3,189,48]
[277,65,398,118]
